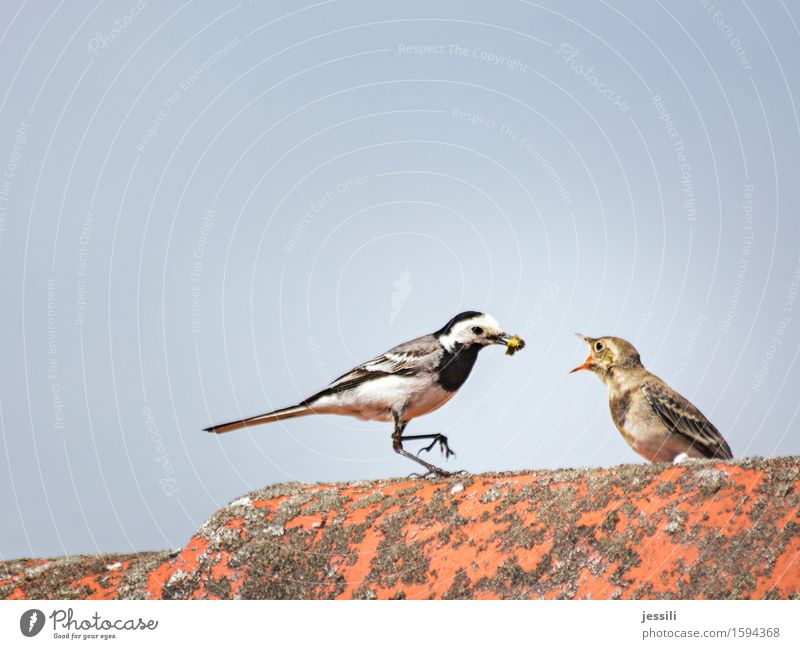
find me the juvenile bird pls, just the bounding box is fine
[205,311,525,476]
[570,334,732,463]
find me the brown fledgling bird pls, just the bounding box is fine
[570,334,733,463]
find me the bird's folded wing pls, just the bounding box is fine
[361,347,436,374]
[302,337,440,404]
[641,380,733,459]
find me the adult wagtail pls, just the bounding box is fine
[205,311,525,476]
[570,334,732,463]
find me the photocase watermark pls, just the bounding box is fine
[450,42,528,73]
[0,121,30,247]
[398,43,528,73]
[390,269,412,325]
[652,94,696,222]
[698,0,752,70]
[451,107,499,132]
[137,38,242,152]
[670,312,707,383]
[190,208,214,334]
[47,279,65,431]
[307,335,332,384]
[751,257,800,392]
[498,120,574,206]
[284,175,368,254]
[524,280,560,333]
[633,308,655,344]
[24,607,158,640]
[141,405,179,497]
[87,0,149,55]
[20,609,45,637]
[721,184,754,334]
[555,43,630,111]
[74,210,93,328]
[451,106,572,205]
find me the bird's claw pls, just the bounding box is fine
[407,467,452,479]
[416,434,456,459]
[423,467,453,478]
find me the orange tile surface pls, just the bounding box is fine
[2,457,798,599]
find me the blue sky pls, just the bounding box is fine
[1,0,799,557]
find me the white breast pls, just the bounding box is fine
[312,374,453,423]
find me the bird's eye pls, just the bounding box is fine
[471,326,484,335]
[594,341,604,352]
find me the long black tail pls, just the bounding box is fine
[204,403,312,434]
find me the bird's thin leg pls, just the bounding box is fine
[392,413,451,477]
[400,433,456,459]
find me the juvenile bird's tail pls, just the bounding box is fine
[204,403,313,434]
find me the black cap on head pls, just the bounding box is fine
[435,311,484,337]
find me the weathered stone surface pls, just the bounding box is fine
[2,456,798,599]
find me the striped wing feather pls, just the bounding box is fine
[641,379,733,459]
[303,336,440,404]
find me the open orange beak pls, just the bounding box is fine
[569,333,593,373]
[569,352,593,373]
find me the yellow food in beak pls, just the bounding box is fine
[505,335,525,356]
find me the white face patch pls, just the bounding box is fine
[439,313,503,351]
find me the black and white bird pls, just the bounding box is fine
[205,311,525,475]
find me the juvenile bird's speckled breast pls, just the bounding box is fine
[609,388,636,445]
[609,386,691,462]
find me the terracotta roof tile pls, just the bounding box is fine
[2,456,798,599]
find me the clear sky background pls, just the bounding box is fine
[1,1,799,558]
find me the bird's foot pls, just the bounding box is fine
[395,432,456,478]
[407,467,470,480]
[416,433,456,459]
[422,467,453,479]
